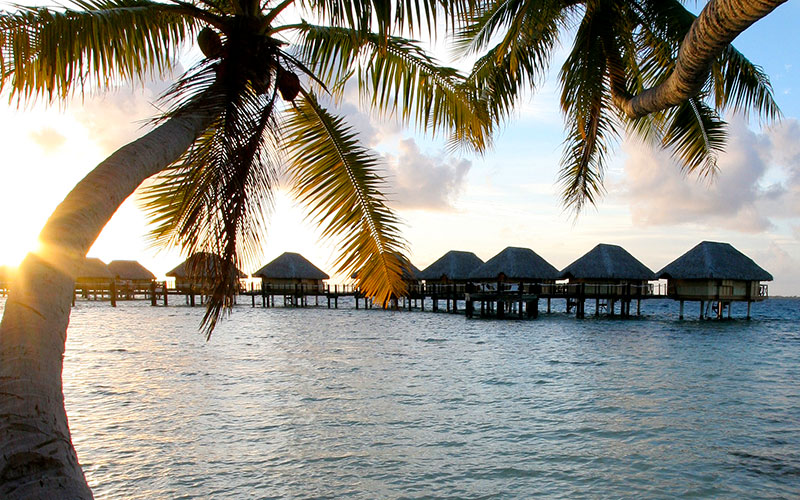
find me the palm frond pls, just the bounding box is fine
[661,96,727,178]
[637,0,780,122]
[454,0,531,55]
[296,0,445,37]
[712,46,781,121]
[283,91,409,306]
[293,22,492,152]
[141,80,280,337]
[557,1,617,215]
[0,0,197,102]
[463,0,565,121]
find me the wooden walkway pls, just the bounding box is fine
[399,282,665,319]
[0,279,762,321]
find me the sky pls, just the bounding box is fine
[1,1,799,296]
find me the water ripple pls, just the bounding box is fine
[4,296,794,499]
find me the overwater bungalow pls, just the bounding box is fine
[559,243,656,317]
[76,258,113,288]
[74,257,114,300]
[468,246,559,286]
[657,241,772,319]
[107,260,156,287]
[351,257,421,282]
[107,260,157,298]
[463,247,558,318]
[253,252,329,292]
[418,250,484,284]
[0,265,11,295]
[166,252,246,293]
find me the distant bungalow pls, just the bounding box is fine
[657,241,772,319]
[254,252,329,290]
[0,265,11,293]
[560,243,655,284]
[469,246,559,284]
[418,250,484,283]
[559,243,656,316]
[166,252,246,293]
[351,256,421,282]
[76,258,113,288]
[107,260,156,288]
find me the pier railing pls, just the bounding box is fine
[244,283,357,296]
[406,281,667,299]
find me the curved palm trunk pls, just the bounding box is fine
[613,0,787,119]
[0,112,209,499]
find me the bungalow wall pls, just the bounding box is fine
[667,279,765,301]
[566,278,652,297]
[173,277,220,293]
[75,277,113,289]
[260,278,326,291]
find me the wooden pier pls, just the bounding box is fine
[28,278,768,322]
[240,283,363,309]
[404,282,666,319]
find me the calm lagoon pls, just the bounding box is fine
[3,297,798,498]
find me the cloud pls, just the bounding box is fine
[29,127,66,153]
[619,118,800,232]
[382,138,471,211]
[71,68,181,155]
[754,241,800,296]
[314,80,404,147]
[304,81,472,211]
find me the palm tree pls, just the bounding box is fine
[0,0,490,496]
[459,0,782,213]
[616,0,788,118]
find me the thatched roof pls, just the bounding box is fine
[166,252,246,279]
[657,241,773,281]
[77,258,113,279]
[107,260,156,281]
[404,261,421,280]
[418,250,484,281]
[560,244,655,281]
[469,246,559,280]
[350,255,421,281]
[254,252,329,280]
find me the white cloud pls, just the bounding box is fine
[620,118,800,232]
[71,68,180,155]
[382,138,471,211]
[754,241,800,296]
[29,127,66,153]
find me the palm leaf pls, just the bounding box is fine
[454,0,531,54]
[637,0,780,122]
[283,91,409,306]
[141,81,280,337]
[463,0,565,121]
[558,0,618,215]
[296,0,446,37]
[712,46,781,121]
[661,96,727,178]
[0,0,198,101]
[293,22,492,152]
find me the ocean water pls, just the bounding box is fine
[2,297,799,498]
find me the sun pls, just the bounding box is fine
[0,103,105,269]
